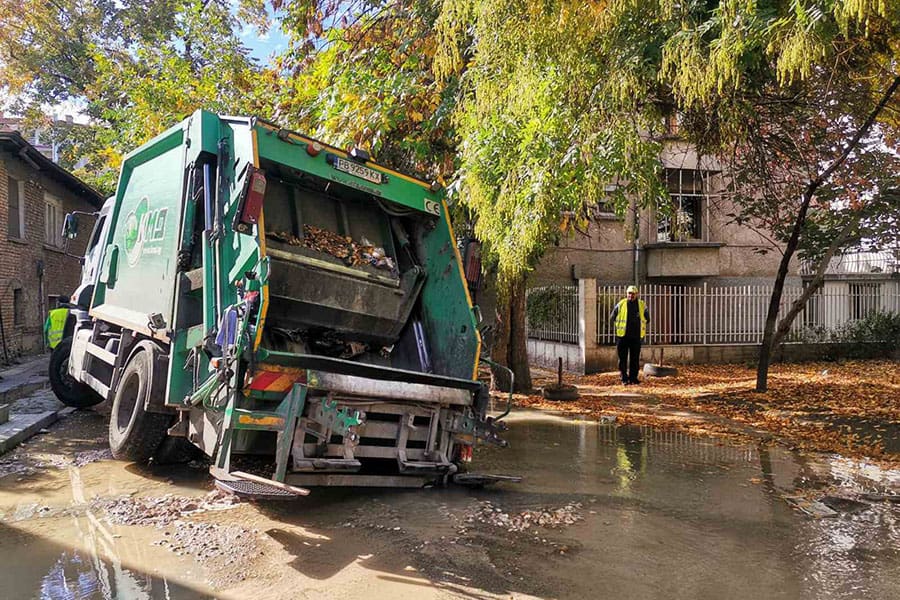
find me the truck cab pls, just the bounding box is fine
[69,198,114,310]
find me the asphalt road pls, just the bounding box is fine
[2,408,900,599]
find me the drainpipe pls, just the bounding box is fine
[37,260,45,353]
[632,201,640,285]
[0,299,8,364]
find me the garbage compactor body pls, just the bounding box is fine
[54,110,506,490]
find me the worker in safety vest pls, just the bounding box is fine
[44,298,70,350]
[609,285,649,385]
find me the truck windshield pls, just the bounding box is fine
[86,215,107,254]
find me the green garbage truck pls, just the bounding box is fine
[50,110,510,496]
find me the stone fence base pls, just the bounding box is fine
[529,339,892,374]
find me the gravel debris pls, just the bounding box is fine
[153,520,261,586]
[72,449,113,467]
[95,490,241,527]
[0,455,34,478]
[1,447,112,475]
[154,520,257,561]
[463,501,583,533]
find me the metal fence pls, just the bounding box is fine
[525,285,579,344]
[597,282,900,346]
[800,251,899,276]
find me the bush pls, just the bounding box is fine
[833,311,900,358]
[525,287,561,329]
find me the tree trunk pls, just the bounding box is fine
[490,274,533,393]
[756,75,900,392]
[770,218,860,349]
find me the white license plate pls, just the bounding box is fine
[332,156,384,184]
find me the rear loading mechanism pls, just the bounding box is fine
[50,110,512,495]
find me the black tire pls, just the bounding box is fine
[542,383,580,401]
[153,435,202,465]
[48,337,103,408]
[109,346,172,463]
[642,363,679,378]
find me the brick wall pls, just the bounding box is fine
[0,152,96,360]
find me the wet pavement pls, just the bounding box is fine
[1,409,900,599]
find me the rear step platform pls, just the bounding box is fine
[452,473,523,487]
[212,469,310,500]
[215,478,300,499]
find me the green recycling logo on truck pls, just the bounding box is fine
[123,196,168,267]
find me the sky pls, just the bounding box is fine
[241,20,290,65]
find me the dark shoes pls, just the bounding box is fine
[629,379,640,385]
[621,379,630,386]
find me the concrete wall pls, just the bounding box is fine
[526,339,582,372]
[587,342,895,372]
[0,152,96,359]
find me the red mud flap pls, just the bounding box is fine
[452,473,523,488]
[212,468,310,500]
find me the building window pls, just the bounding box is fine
[13,288,24,326]
[849,283,880,320]
[7,176,25,240]
[44,193,64,248]
[664,112,681,136]
[657,169,706,242]
[593,184,620,219]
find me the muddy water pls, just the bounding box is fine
[2,409,900,599]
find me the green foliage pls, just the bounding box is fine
[1,0,261,194]
[437,0,668,283]
[838,311,900,357]
[525,287,565,329]
[262,0,457,180]
[792,311,900,358]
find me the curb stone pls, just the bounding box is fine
[0,407,75,455]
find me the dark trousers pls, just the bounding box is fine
[616,336,642,382]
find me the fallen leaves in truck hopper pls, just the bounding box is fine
[268,225,396,270]
[515,360,900,465]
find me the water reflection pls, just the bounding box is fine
[477,413,900,600]
[39,550,157,600]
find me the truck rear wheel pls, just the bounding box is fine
[49,337,103,408]
[109,345,171,463]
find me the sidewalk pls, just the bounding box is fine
[0,353,70,455]
[0,353,51,394]
[519,359,900,465]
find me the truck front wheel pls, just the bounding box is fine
[49,337,103,408]
[109,345,171,463]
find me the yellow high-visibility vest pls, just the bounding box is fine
[614,298,646,338]
[46,308,69,349]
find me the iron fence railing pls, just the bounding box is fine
[597,283,900,346]
[525,285,579,344]
[800,251,899,276]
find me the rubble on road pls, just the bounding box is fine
[73,449,113,467]
[463,501,583,533]
[153,520,262,587]
[95,490,241,527]
[0,454,35,478]
[154,520,258,563]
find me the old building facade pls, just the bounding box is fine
[0,131,102,360]
[531,141,799,288]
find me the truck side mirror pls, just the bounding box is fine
[62,213,80,239]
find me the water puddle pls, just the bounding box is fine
[1,409,899,599]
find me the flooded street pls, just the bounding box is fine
[2,409,900,599]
